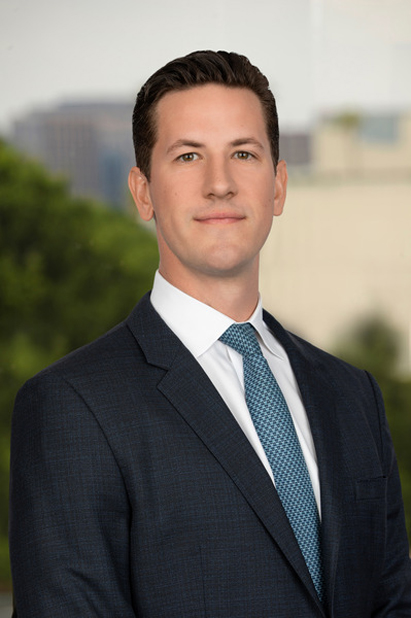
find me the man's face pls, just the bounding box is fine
[129,84,287,290]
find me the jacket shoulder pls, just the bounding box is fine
[264,309,367,377]
[22,293,158,390]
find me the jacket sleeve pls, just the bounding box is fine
[9,374,137,617]
[366,372,411,617]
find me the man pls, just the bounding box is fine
[9,51,411,617]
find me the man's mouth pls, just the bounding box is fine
[195,212,245,224]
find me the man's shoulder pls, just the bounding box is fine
[25,293,157,387]
[263,308,371,384]
[27,321,135,390]
[12,293,177,435]
[288,329,368,379]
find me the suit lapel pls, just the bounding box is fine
[264,311,343,611]
[127,295,328,614]
[158,351,324,605]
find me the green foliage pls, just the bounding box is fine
[334,315,400,382]
[0,139,158,586]
[381,379,411,538]
[334,315,411,544]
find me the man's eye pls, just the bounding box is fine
[178,153,198,162]
[234,151,253,160]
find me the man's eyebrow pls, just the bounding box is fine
[230,137,265,150]
[166,139,204,155]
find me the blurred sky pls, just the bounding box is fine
[1,0,411,134]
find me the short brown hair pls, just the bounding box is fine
[132,50,279,180]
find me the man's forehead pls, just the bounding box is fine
[153,84,266,135]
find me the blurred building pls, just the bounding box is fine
[279,132,311,172]
[12,102,134,209]
[261,111,411,373]
[313,111,411,178]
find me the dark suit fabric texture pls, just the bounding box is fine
[9,292,411,617]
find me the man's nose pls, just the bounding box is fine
[203,157,237,199]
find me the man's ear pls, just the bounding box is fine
[128,166,154,221]
[273,160,288,217]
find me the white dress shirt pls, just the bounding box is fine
[150,271,321,515]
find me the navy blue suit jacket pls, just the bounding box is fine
[9,293,411,617]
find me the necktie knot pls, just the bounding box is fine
[219,323,261,358]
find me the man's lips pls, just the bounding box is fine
[194,213,245,224]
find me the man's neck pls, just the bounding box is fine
[158,266,260,322]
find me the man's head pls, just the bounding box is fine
[128,51,288,307]
[132,50,279,180]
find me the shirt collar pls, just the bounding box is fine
[150,270,284,360]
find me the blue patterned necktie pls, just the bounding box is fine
[219,323,325,603]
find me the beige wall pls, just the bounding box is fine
[260,180,411,372]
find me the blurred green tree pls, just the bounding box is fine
[334,315,411,543]
[334,315,401,382]
[0,139,158,586]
